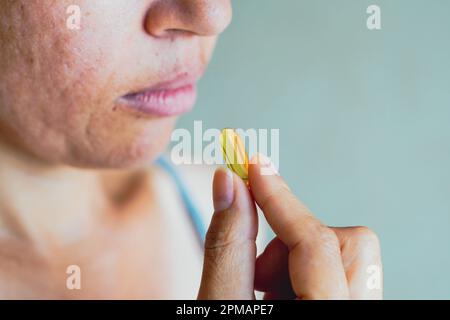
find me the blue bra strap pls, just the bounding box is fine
[156,156,206,247]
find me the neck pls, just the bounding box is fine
[0,140,117,253]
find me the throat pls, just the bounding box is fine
[0,164,110,250]
[0,138,159,255]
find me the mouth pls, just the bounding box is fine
[116,73,199,117]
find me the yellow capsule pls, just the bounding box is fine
[220,128,249,182]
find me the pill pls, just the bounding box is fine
[220,128,249,182]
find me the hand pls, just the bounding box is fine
[198,155,382,300]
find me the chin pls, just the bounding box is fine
[102,141,167,169]
[66,117,178,170]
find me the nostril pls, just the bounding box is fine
[163,29,197,38]
[144,0,232,38]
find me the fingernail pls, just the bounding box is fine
[213,167,235,212]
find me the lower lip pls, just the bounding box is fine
[117,84,197,117]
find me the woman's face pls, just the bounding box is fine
[0,0,231,168]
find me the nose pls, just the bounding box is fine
[145,0,232,38]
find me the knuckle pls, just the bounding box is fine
[320,226,340,243]
[352,226,381,250]
[318,226,341,249]
[308,221,339,246]
[292,222,341,255]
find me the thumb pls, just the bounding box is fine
[197,167,259,300]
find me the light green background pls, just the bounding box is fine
[177,0,450,299]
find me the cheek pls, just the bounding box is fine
[0,1,217,168]
[0,2,151,166]
[0,31,170,168]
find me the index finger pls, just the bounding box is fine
[248,154,321,249]
[249,154,349,299]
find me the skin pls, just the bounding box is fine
[199,157,383,299]
[0,0,382,299]
[0,0,230,168]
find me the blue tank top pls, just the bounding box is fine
[155,156,207,248]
